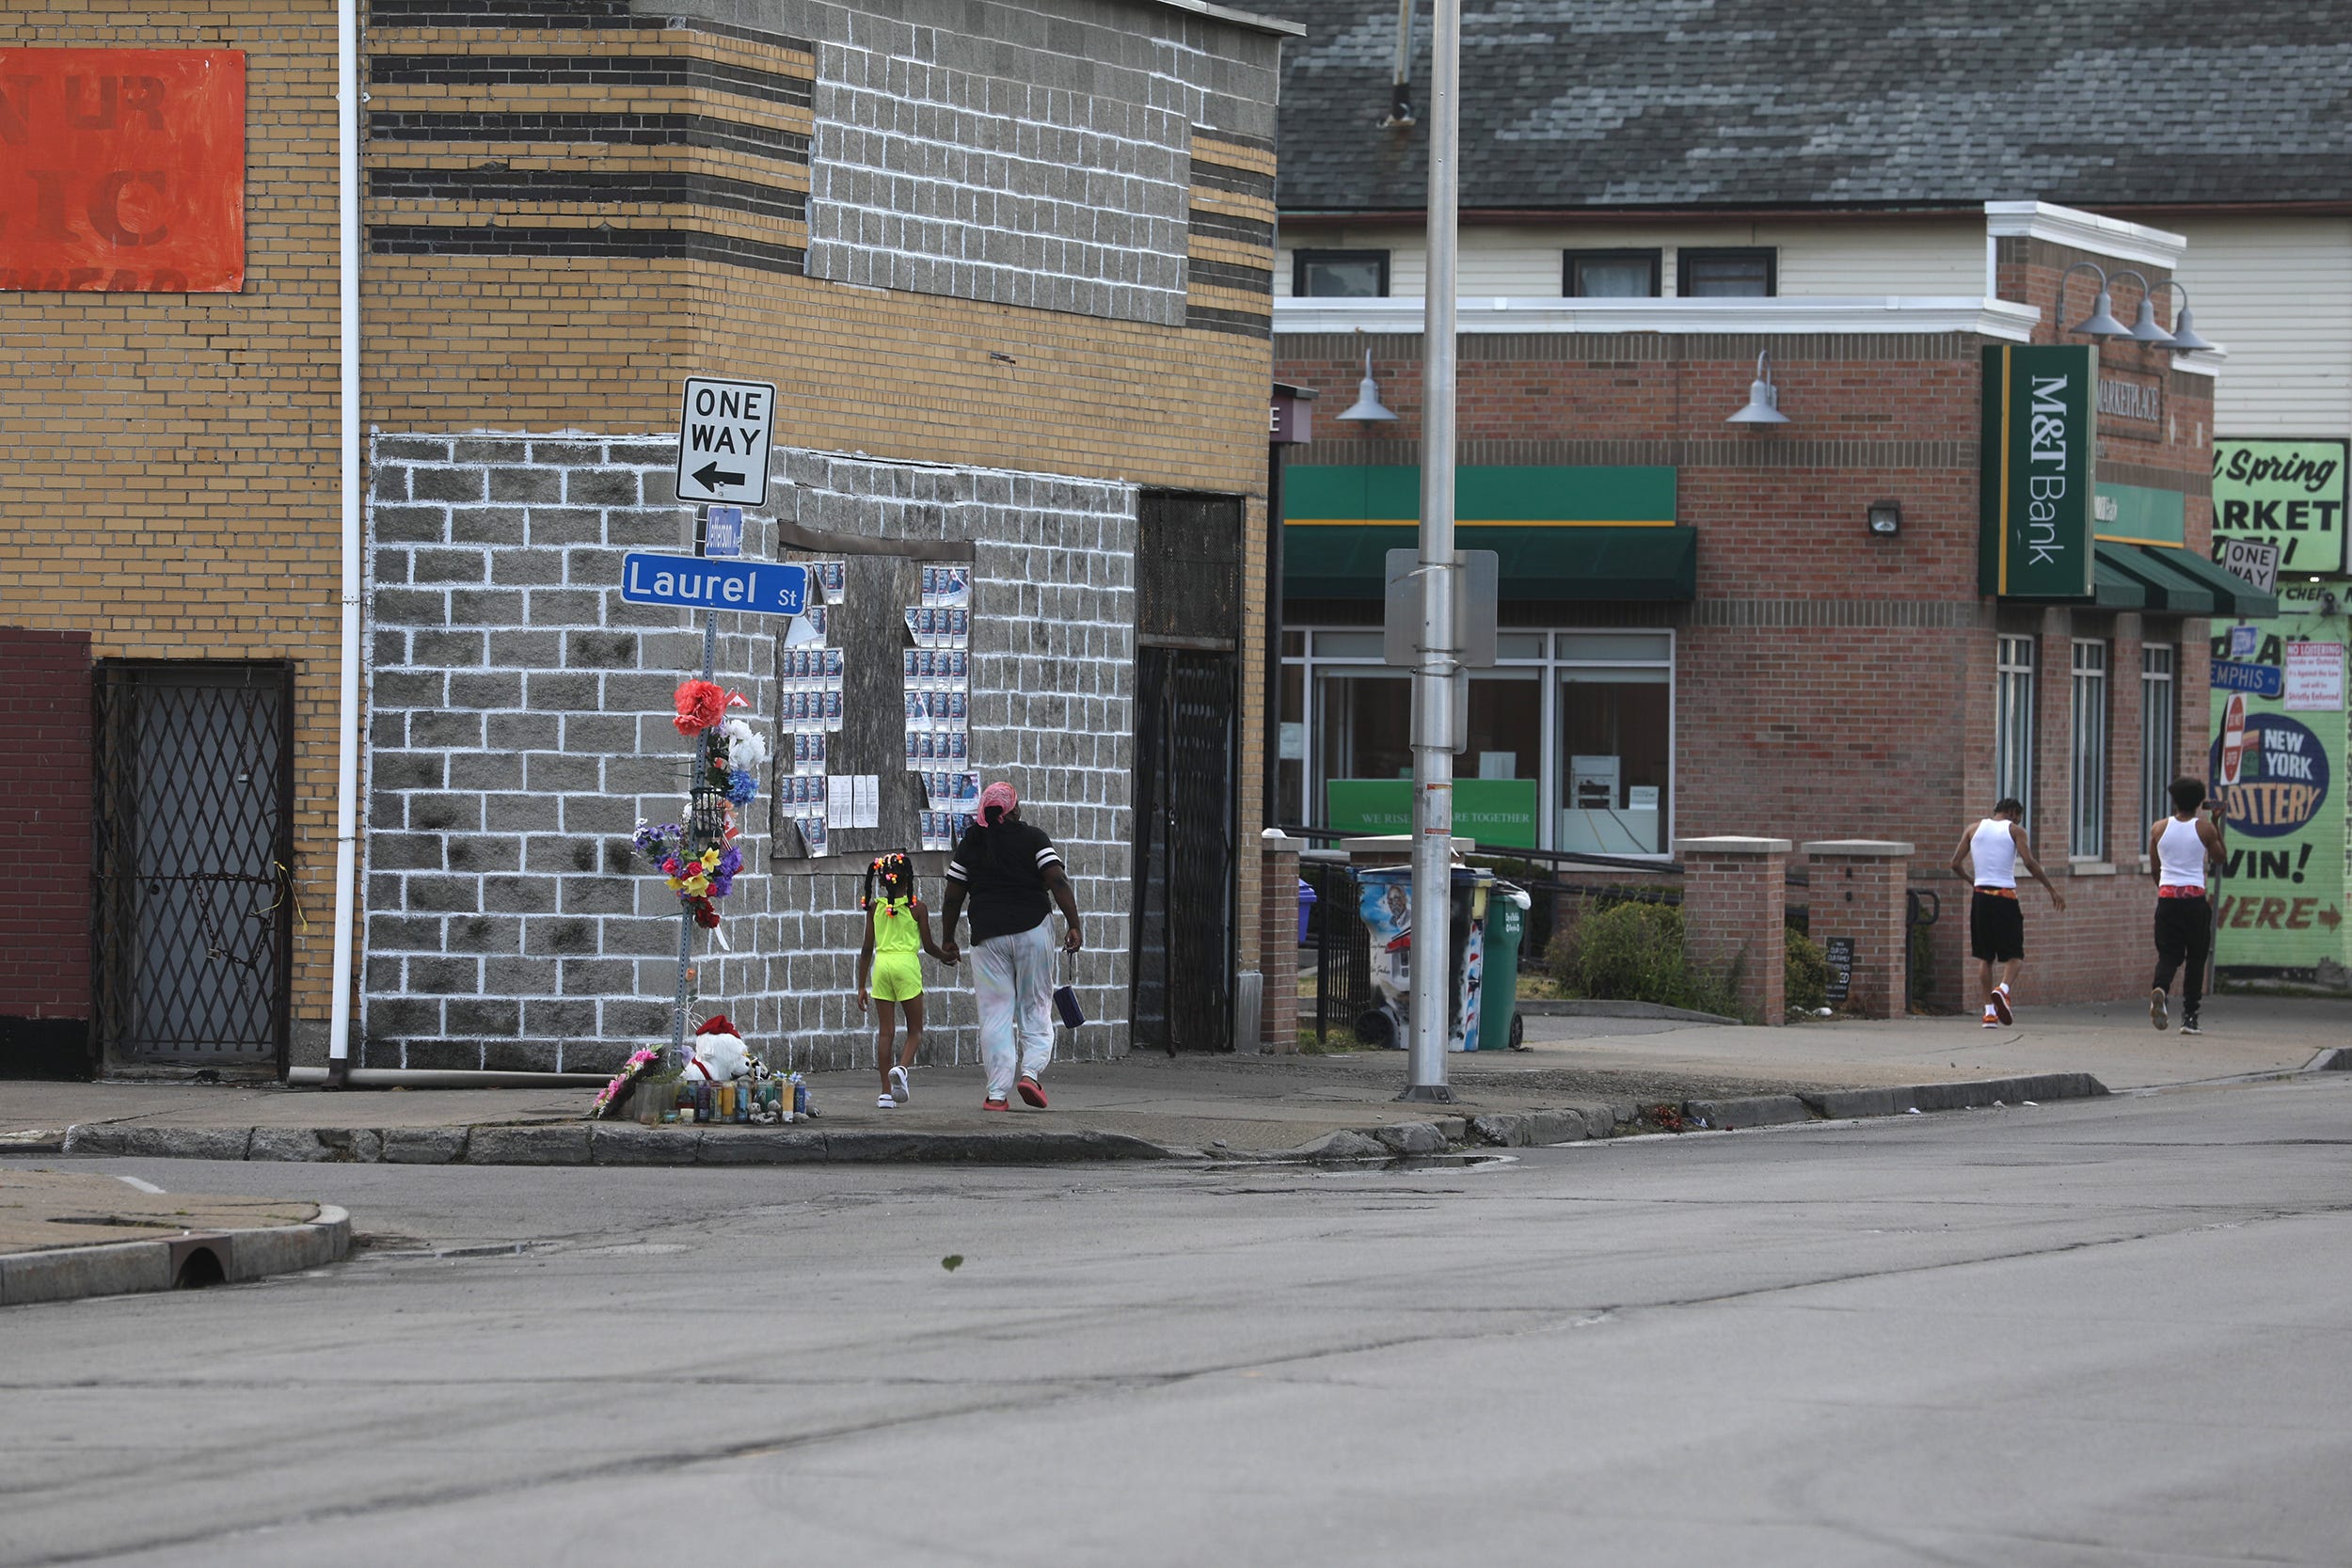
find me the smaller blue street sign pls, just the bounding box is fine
[620,552,805,617]
[2229,624,2258,659]
[2209,659,2284,699]
[704,506,743,558]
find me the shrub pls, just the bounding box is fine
[1785,927,1830,1014]
[1571,900,1690,1005]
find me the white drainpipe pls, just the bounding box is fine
[326,0,361,1083]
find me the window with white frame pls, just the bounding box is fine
[1278,627,1674,853]
[1995,635,2036,825]
[2071,639,2108,860]
[2140,644,2176,836]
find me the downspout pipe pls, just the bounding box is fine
[325,0,361,1085]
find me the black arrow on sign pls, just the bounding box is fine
[692,460,745,490]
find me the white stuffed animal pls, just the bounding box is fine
[686,1016,751,1080]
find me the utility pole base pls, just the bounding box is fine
[1396,1083,1457,1104]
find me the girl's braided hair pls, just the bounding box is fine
[863,850,914,911]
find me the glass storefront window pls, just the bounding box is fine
[2140,645,2175,835]
[1995,635,2036,825]
[2071,639,2108,860]
[1285,627,1675,854]
[1558,670,1671,853]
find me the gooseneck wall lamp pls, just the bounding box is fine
[2057,261,2133,341]
[2058,263,2211,353]
[2159,279,2215,353]
[1725,350,1790,425]
[1338,346,1399,423]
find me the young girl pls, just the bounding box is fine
[857,851,950,1108]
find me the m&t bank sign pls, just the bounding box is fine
[1980,344,2097,599]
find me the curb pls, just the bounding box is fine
[1514,999,1743,1025]
[60,1121,1181,1167]
[0,1205,350,1307]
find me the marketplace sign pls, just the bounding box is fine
[2212,436,2347,577]
[2207,593,2346,969]
[0,49,246,292]
[1326,778,1538,849]
[1979,344,2096,598]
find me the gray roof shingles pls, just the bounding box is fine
[1274,0,2352,212]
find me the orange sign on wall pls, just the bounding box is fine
[0,50,246,293]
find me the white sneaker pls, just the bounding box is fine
[889,1065,910,1104]
[2150,988,2169,1031]
[877,1093,897,1108]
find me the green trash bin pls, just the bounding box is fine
[1477,881,1532,1050]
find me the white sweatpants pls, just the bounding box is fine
[973,918,1057,1099]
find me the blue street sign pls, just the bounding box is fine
[2229,623,2258,659]
[620,552,805,616]
[704,506,743,558]
[2209,659,2284,698]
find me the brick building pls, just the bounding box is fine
[2,0,1294,1078]
[1267,0,2317,1007]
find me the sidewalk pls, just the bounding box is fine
[0,1167,350,1306]
[4,995,2341,1168]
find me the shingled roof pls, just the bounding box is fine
[1275,0,2352,214]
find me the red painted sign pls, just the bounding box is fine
[0,50,246,293]
[2220,692,2248,788]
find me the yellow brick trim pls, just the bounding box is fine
[1187,233,1275,271]
[1191,135,1276,178]
[368,27,816,77]
[1188,184,1277,226]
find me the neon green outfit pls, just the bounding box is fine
[867,895,925,1002]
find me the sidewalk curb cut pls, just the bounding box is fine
[0,1206,350,1307]
[60,1122,1182,1166]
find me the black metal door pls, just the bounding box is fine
[1132,646,1235,1052]
[92,663,294,1070]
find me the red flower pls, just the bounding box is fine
[673,679,731,736]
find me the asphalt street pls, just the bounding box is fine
[4,1076,2350,1567]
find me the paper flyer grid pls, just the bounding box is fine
[906,566,973,850]
[784,562,848,853]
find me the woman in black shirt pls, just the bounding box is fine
[939,782,1082,1110]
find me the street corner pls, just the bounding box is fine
[0,1167,350,1307]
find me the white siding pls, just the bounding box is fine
[1278,217,1981,299]
[2173,217,2352,437]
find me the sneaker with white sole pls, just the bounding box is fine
[2180,1012,2202,1035]
[877,1093,897,1108]
[1981,1010,2000,1029]
[889,1065,910,1105]
[2150,988,2169,1031]
[1989,988,2013,1026]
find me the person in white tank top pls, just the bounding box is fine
[2147,776,2225,1034]
[1948,797,2065,1027]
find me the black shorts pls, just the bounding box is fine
[1970,890,2025,962]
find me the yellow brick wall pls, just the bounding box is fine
[0,3,346,1037]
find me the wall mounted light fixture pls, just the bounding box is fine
[1867,500,1901,537]
[1725,351,1790,425]
[1338,347,1398,422]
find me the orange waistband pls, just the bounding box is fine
[1974,885,2018,899]
[2157,884,2205,898]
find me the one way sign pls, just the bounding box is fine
[675,375,775,506]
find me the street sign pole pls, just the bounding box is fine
[669,507,722,1070]
[1403,0,1460,1103]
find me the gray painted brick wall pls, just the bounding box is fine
[642,0,1282,325]
[364,435,1136,1077]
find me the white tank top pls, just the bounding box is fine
[2157,816,2207,890]
[1970,818,2019,888]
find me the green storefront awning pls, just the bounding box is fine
[2158,544,2281,618]
[2091,547,2150,610]
[1284,523,1698,601]
[2096,543,2203,613]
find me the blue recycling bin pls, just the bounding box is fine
[1296,878,1318,944]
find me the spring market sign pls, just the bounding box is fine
[2212,437,2347,578]
[0,49,246,292]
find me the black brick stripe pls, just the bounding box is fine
[1186,302,1272,338]
[372,55,813,111]
[1193,127,1276,154]
[1189,158,1276,202]
[371,167,807,225]
[1189,257,1272,296]
[371,111,810,163]
[1187,206,1274,247]
[368,0,813,55]
[369,224,806,275]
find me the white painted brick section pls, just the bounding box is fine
[363,436,1136,1076]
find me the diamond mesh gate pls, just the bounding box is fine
[92,662,294,1069]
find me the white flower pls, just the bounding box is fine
[723,718,771,771]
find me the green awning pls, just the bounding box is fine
[2092,547,2150,610]
[2096,543,2207,613]
[2156,545,2281,618]
[1283,523,1697,601]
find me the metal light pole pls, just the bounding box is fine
[1403,0,1459,1102]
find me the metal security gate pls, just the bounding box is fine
[1132,646,1237,1052]
[92,662,294,1070]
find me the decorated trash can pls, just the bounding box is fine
[1352,865,1490,1051]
